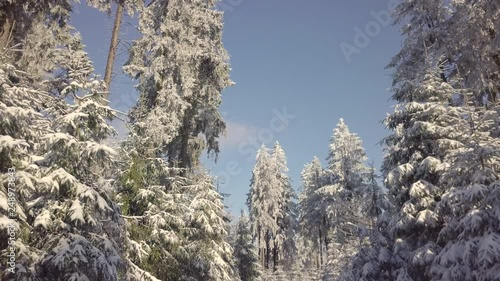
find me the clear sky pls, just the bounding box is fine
[70,0,403,216]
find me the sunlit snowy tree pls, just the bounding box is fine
[319,118,369,280]
[124,0,232,170]
[0,2,126,279]
[298,157,328,268]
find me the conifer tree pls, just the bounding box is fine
[234,211,261,281]
[0,3,125,280]
[299,157,328,268]
[318,118,369,279]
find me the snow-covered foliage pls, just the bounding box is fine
[344,1,500,280]
[0,56,50,281]
[271,142,297,269]
[299,157,329,268]
[429,95,500,281]
[118,151,236,280]
[234,211,262,281]
[0,11,125,279]
[247,143,296,273]
[124,0,232,169]
[2,0,498,280]
[117,0,236,279]
[314,119,369,280]
[326,118,368,192]
[380,68,466,280]
[184,172,236,281]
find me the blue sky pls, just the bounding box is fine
[70,0,403,216]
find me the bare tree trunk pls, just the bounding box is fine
[265,230,271,270]
[103,1,124,104]
[319,227,323,267]
[0,18,13,49]
[273,242,279,271]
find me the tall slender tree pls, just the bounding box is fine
[248,144,276,270]
[319,118,369,280]
[234,211,261,281]
[299,157,328,268]
[124,0,232,170]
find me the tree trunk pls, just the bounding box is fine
[323,216,329,253]
[0,17,13,49]
[273,242,278,271]
[265,230,271,270]
[319,227,323,267]
[103,1,124,104]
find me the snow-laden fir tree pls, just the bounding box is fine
[184,172,236,281]
[425,3,500,274]
[124,0,232,170]
[318,118,369,280]
[429,104,500,280]
[248,144,278,271]
[388,0,450,91]
[326,118,368,194]
[338,163,392,281]
[298,156,328,268]
[118,103,236,281]
[271,141,296,271]
[117,149,191,280]
[119,0,235,279]
[338,212,393,281]
[247,143,295,273]
[31,43,124,281]
[444,0,500,103]
[427,82,500,280]
[381,65,468,280]
[361,162,390,234]
[0,3,126,279]
[234,211,262,281]
[0,52,53,281]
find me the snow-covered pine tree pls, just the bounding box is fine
[124,0,232,170]
[388,0,450,94]
[248,144,277,271]
[318,118,369,280]
[184,172,236,281]
[270,141,296,271]
[361,162,390,235]
[234,210,262,281]
[119,0,235,279]
[1,2,126,279]
[444,0,500,103]
[247,143,296,274]
[339,212,393,281]
[424,3,500,279]
[117,148,190,280]
[381,64,468,280]
[31,43,124,281]
[424,65,500,281]
[298,156,328,268]
[339,163,393,281]
[326,118,368,195]
[119,128,236,281]
[429,101,500,280]
[0,51,51,281]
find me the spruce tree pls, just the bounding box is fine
[234,211,261,281]
[318,118,368,279]
[298,157,328,268]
